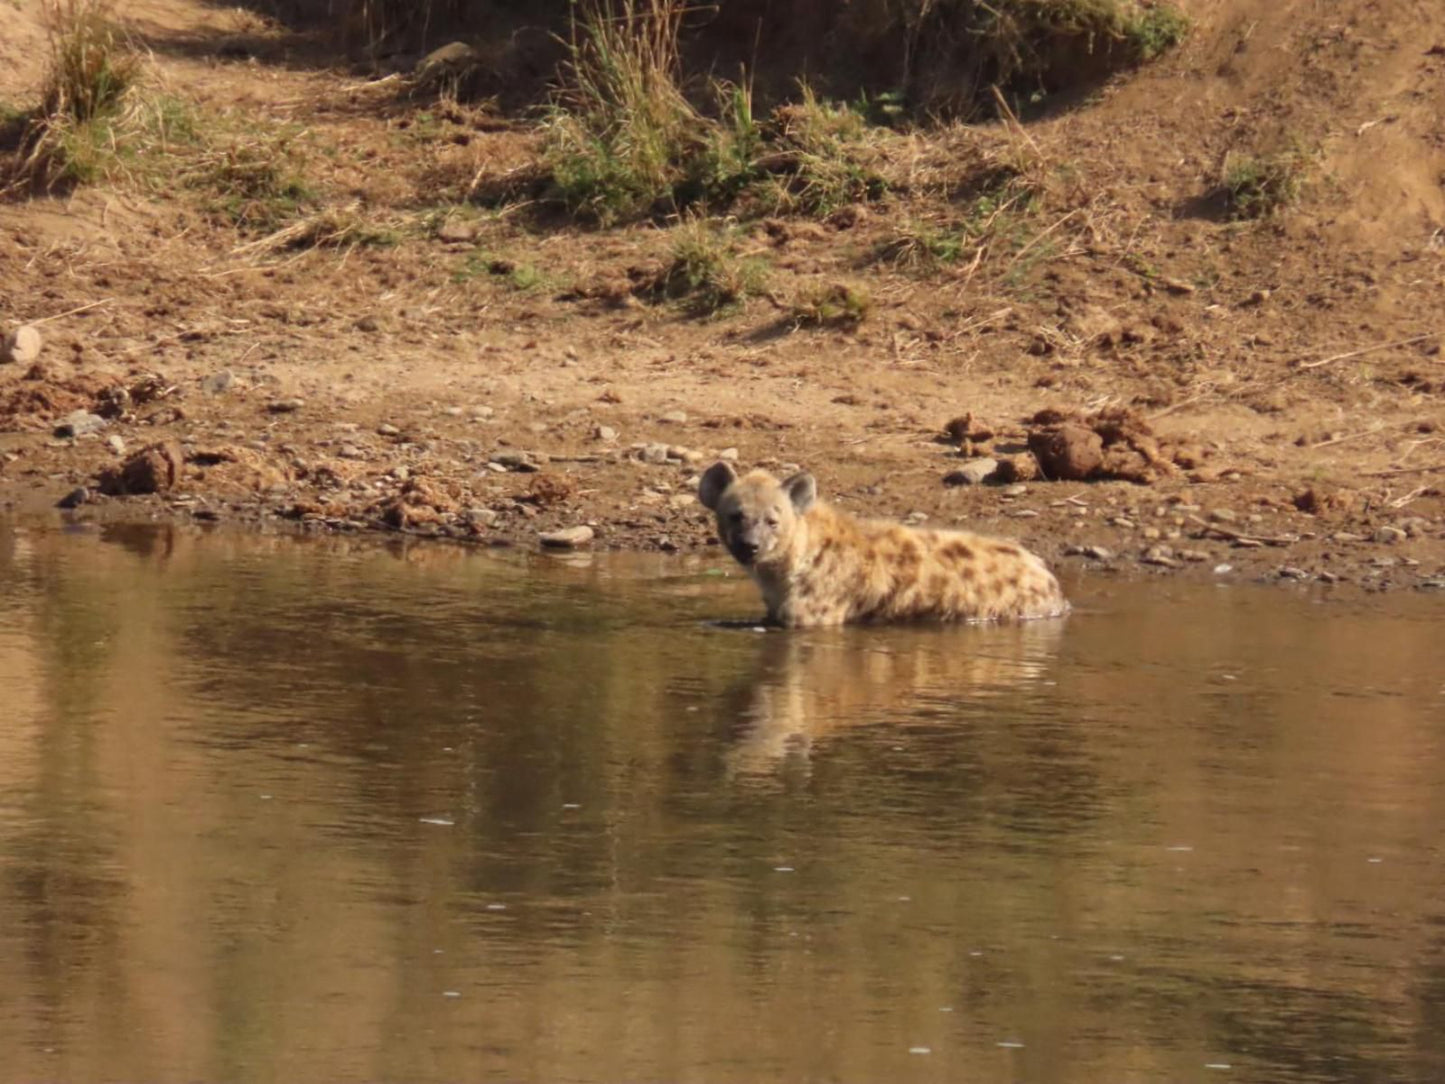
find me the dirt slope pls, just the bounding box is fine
[0,0,1441,591]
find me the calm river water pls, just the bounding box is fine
[0,522,1442,1083]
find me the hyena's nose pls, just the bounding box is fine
[734,540,759,563]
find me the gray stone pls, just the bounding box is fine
[1064,544,1114,560]
[267,398,304,414]
[56,486,90,510]
[1,324,42,365]
[594,425,618,442]
[53,411,107,438]
[201,369,235,395]
[466,507,499,527]
[943,458,998,487]
[1373,526,1408,544]
[490,450,543,472]
[540,525,595,548]
[337,444,367,460]
[638,443,671,465]
[659,410,688,424]
[1277,566,1311,580]
[106,434,126,456]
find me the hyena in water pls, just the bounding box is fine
[698,461,1069,628]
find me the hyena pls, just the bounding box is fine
[698,461,1069,628]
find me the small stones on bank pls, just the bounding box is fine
[1141,544,1179,568]
[490,450,544,472]
[267,397,305,414]
[1064,543,1115,561]
[943,458,999,487]
[1,324,42,366]
[540,525,594,549]
[53,410,107,438]
[593,424,618,442]
[200,369,235,396]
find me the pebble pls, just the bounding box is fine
[905,511,929,524]
[56,486,90,509]
[1278,566,1311,580]
[106,434,126,456]
[337,444,367,460]
[466,507,499,527]
[1141,545,1178,568]
[1141,525,1162,541]
[1208,508,1237,524]
[267,398,305,414]
[53,411,107,438]
[943,458,998,487]
[200,369,235,395]
[594,425,618,442]
[659,410,688,424]
[1178,549,1210,562]
[1,324,42,365]
[717,447,740,461]
[638,443,671,465]
[355,315,381,332]
[377,423,401,437]
[668,445,704,464]
[1373,526,1407,544]
[540,525,594,548]
[490,450,543,472]
[1064,544,1114,560]
[1213,563,1234,575]
[1002,484,1028,497]
[1110,516,1135,528]
[436,218,476,243]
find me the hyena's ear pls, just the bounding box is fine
[783,471,817,513]
[698,461,738,510]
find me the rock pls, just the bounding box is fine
[667,445,704,464]
[638,442,671,465]
[337,443,367,460]
[717,447,739,462]
[465,507,499,528]
[355,315,381,333]
[540,525,595,549]
[436,218,477,243]
[98,440,185,495]
[377,423,401,437]
[1178,549,1210,562]
[106,434,126,456]
[1027,424,1103,481]
[1,324,42,365]
[1278,566,1311,580]
[56,486,90,510]
[1141,545,1178,568]
[267,398,305,414]
[1142,525,1162,541]
[1213,563,1234,575]
[1064,544,1114,560]
[1373,526,1407,544]
[659,410,688,424]
[905,511,928,524]
[594,424,618,442]
[668,493,696,509]
[1002,484,1028,497]
[1207,508,1237,524]
[490,450,543,472]
[53,410,107,438]
[943,458,999,486]
[200,369,235,395]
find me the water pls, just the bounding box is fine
[0,522,1442,1084]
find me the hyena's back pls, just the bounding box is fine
[776,507,1069,626]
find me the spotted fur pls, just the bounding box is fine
[699,462,1069,628]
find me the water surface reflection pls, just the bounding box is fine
[0,522,1442,1083]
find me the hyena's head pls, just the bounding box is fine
[698,462,817,568]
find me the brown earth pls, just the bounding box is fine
[1,0,1443,593]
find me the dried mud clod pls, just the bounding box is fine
[97,440,185,496]
[374,477,463,529]
[1026,406,1210,484]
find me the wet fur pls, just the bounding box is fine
[699,462,1069,628]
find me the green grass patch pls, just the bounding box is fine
[792,282,871,329]
[653,218,769,316]
[1221,146,1309,220]
[455,251,547,291]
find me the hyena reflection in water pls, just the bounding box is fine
[722,620,1065,776]
[698,461,1069,628]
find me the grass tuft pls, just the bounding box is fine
[655,217,769,316]
[792,282,871,328]
[1221,147,1309,220]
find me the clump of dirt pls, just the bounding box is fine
[1026,406,1213,484]
[374,477,463,529]
[0,364,120,429]
[98,441,185,496]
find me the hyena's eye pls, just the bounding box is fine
[765,516,779,528]
[729,511,744,525]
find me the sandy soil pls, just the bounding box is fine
[1,0,1442,593]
